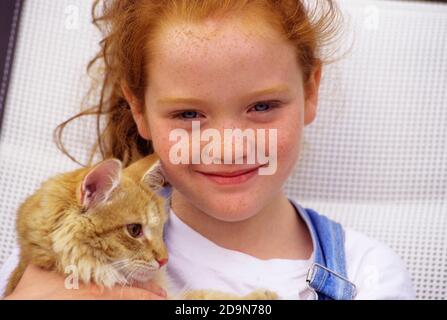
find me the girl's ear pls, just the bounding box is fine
[80,159,122,210]
[141,160,172,199]
[121,82,151,140]
[304,62,322,126]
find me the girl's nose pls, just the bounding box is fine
[156,258,168,267]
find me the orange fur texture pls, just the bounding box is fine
[4,154,277,300]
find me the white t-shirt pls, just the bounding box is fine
[0,206,416,299]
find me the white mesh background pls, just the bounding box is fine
[0,0,445,300]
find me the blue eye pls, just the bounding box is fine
[175,111,201,119]
[250,101,280,112]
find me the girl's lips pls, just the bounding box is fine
[196,166,261,185]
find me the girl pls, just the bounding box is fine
[1,0,414,299]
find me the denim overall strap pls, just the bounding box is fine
[159,184,173,199]
[290,200,357,300]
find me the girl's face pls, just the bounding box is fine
[127,16,321,222]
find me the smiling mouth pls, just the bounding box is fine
[197,166,262,177]
[195,164,268,185]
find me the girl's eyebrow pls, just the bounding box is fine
[157,84,291,106]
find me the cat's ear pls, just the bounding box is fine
[141,160,172,198]
[80,159,122,210]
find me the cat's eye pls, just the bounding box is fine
[126,223,143,238]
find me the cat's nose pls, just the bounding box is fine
[156,258,168,267]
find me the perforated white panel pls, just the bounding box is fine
[0,0,445,299]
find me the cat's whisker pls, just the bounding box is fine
[111,258,131,267]
[119,262,157,284]
[123,267,141,286]
[127,270,138,286]
[110,264,129,273]
[106,259,143,287]
[133,261,158,272]
[107,269,126,287]
[111,263,130,272]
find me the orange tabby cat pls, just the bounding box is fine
[4,154,277,300]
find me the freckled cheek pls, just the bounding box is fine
[155,141,190,182]
[275,119,302,172]
[148,121,177,157]
[149,125,190,181]
[148,117,301,179]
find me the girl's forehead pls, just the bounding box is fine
[147,22,299,97]
[158,11,280,43]
[155,17,285,59]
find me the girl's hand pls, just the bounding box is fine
[4,264,167,300]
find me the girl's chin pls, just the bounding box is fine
[196,196,261,222]
[207,210,257,223]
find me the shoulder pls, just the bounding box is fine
[292,202,416,299]
[343,227,416,300]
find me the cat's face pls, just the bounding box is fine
[52,156,170,287]
[88,176,169,284]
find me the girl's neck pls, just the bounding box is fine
[169,190,313,260]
